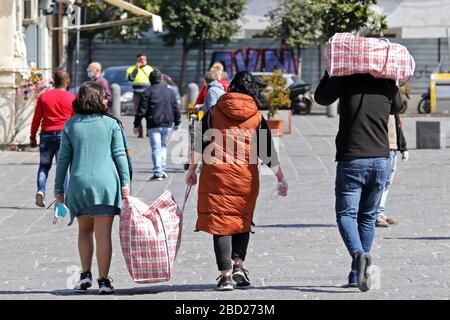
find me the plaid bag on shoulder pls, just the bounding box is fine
[325,33,415,85]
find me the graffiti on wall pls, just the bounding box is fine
[211,48,298,77]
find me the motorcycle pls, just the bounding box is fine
[417,89,431,114]
[290,82,314,115]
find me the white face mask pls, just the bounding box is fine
[87,70,96,79]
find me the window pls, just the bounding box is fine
[23,0,38,25]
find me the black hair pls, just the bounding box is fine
[53,68,70,88]
[229,71,262,108]
[150,69,162,84]
[73,82,108,114]
[136,53,146,59]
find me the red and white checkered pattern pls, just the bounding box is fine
[120,192,183,284]
[325,33,415,85]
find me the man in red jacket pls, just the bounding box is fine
[30,68,75,207]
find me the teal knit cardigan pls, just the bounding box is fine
[54,114,131,226]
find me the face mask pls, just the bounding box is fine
[53,201,69,225]
[87,71,96,79]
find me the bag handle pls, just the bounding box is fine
[377,38,391,78]
[180,185,191,214]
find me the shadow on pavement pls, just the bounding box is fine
[133,168,185,174]
[384,236,450,241]
[0,206,41,211]
[0,284,357,296]
[257,224,336,229]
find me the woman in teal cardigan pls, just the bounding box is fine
[54,82,130,295]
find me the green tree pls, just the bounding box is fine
[265,0,322,48]
[265,0,387,59]
[321,0,387,40]
[160,0,248,93]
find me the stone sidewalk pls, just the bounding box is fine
[0,115,449,300]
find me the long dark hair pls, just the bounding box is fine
[228,71,262,108]
[73,82,108,114]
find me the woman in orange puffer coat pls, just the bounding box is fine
[185,71,288,291]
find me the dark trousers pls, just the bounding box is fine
[133,93,143,138]
[213,232,250,271]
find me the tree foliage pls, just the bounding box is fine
[265,0,322,47]
[265,0,387,48]
[160,0,248,48]
[321,0,387,40]
[159,0,248,91]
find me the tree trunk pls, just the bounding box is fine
[179,37,189,96]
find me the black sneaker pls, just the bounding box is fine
[162,172,168,179]
[74,271,92,291]
[232,264,251,287]
[355,253,372,292]
[98,277,114,295]
[216,275,233,291]
[150,174,163,181]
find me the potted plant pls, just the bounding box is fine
[260,70,291,136]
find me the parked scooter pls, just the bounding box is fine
[290,83,313,115]
[417,89,431,114]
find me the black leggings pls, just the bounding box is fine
[213,232,250,271]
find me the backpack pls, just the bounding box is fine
[104,112,133,182]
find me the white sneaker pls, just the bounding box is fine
[35,192,46,208]
[98,277,114,295]
[74,271,93,291]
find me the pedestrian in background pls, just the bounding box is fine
[195,70,225,113]
[54,82,131,295]
[30,68,75,208]
[87,61,112,107]
[134,69,181,181]
[376,114,409,227]
[185,71,288,291]
[314,71,403,292]
[195,61,229,105]
[126,53,154,138]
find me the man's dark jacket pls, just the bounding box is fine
[134,83,181,129]
[314,72,403,161]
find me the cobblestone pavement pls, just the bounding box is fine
[0,114,449,300]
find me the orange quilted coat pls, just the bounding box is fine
[196,92,262,235]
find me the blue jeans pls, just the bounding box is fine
[335,158,388,258]
[148,127,172,176]
[377,150,398,219]
[37,131,62,194]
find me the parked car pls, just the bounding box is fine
[251,72,313,115]
[102,66,182,115]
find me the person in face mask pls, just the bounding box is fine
[87,62,112,107]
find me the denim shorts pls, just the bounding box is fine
[79,205,120,217]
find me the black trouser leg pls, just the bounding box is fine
[213,232,250,271]
[232,232,250,261]
[213,235,232,271]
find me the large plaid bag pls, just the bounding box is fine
[120,189,187,284]
[325,33,415,85]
